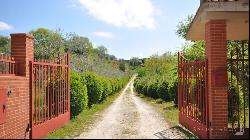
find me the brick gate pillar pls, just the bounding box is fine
[10,33,34,77]
[205,20,229,139]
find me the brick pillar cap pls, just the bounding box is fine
[10,33,34,39]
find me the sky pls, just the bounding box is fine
[0,0,200,60]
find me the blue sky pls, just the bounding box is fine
[0,0,200,59]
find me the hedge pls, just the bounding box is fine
[134,76,178,104]
[82,72,104,106]
[70,72,88,117]
[70,71,128,117]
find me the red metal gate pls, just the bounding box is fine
[0,54,15,76]
[178,52,209,139]
[30,52,70,139]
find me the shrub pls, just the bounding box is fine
[134,76,178,104]
[82,72,128,106]
[147,80,159,99]
[137,67,146,77]
[102,78,112,101]
[134,77,147,95]
[69,71,128,117]
[110,79,117,93]
[70,72,88,117]
[112,79,119,92]
[169,80,178,104]
[82,72,104,106]
[157,80,170,101]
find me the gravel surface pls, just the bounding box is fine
[76,76,170,139]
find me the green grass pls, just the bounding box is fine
[135,93,199,139]
[44,91,122,139]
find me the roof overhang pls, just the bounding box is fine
[186,0,249,41]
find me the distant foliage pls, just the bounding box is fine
[119,62,126,72]
[29,28,128,78]
[1,27,128,79]
[129,57,143,70]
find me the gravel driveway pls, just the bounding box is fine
[76,76,170,139]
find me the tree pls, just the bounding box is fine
[119,63,126,72]
[129,57,141,68]
[107,54,117,61]
[176,15,205,60]
[181,41,205,60]
[176,15,194,39]
[65,33,93,55]
[30,28,65,59]
[0,36,10,54]
[96,46,108,59]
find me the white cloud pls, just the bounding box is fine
[0,21,12,31]
[78,0,156,29]
[92,31,114,38]
[71,4,77,8]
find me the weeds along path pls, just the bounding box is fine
[76,75,169,139]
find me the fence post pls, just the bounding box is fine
[10,33,34,77]
[10,33,34,138]
[205,20,229,139]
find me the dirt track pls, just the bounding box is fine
[77,76,169,139]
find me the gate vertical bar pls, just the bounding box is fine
[242,41,245,129]
[38,64,40,124]
[205,58,209,138]
[236,48,240,129]
[49,65,52,119]
[30,61,34,139]
[67,52,70,114]
[44,63,47,122]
